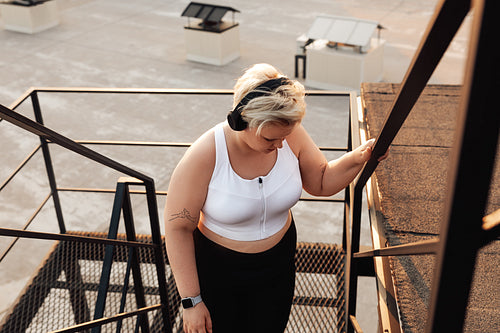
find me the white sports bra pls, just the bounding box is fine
[200,122,302,241]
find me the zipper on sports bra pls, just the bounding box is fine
[259,177,266,236]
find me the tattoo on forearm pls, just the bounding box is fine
[169,208,197,224]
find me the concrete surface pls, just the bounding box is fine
[0,0,470,331]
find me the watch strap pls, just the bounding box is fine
[181,294,202,309]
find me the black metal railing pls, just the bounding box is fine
[0,88,352,332]
[344,0,498,332]
[0,99,173,332]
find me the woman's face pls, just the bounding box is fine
[243,122,297,154]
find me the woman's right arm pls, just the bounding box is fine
[164,131,215,333]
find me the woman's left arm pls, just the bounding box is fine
[287,124,386,197]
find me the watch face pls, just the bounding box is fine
[182,298,193,308]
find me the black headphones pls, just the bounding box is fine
[227,77,291,131]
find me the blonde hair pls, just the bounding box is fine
[232,63,306,134]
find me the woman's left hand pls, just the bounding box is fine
[358,138,389,163]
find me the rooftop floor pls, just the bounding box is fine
[0,0,470,107]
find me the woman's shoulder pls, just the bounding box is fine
[183,126,217,167]
[286,123,310,157]
[167,126,218,209]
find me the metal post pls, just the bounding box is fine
[116,248,133,333]
[342,115,352,252]
[92,182,125,333]
[144,181,173,332]
[346,186,363,333]
[426,0,498,331]
[121,182,150,333]
[345,93,362,333]
[31,92,66,233]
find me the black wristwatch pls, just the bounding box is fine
[181,295,202,309]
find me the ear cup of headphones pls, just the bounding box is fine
[227,108,248,131]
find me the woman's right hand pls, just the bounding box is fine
[183,302,213,333]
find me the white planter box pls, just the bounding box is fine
[184,24,240,66]
[0,1,59,34]
[305,38,385,92]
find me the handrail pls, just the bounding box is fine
[425,0,497,330]
[353,239,439,258]
[345,0,497,332]
[0,193,52,262]
[56,186,343,203]
[49,304,164,333]
[0,98,173,332]
[7,87,33,111]
[354,0,470,193]
[73,139,346,152]
[346,0,471,308]
[5,87,347,111]
[0,103,153,183]
[0,228,158,248]
[0,144,41,191]
[349,315,363,333]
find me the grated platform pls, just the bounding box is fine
[0,232,345,333]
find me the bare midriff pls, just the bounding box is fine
[197,210,292,254]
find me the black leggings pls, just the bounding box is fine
[193,220,297,333]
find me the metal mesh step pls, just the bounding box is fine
[0,232,345,333]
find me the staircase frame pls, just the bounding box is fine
[0,89,352,332]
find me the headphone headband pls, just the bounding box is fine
[227,77,291,131]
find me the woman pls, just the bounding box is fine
[164,63,385,333]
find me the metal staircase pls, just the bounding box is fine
[0,231,346,332]
[0,89,351,332]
